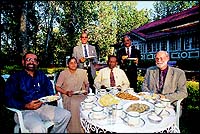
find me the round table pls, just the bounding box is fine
[80,93,180,133]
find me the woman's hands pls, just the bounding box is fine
[65,90,73,97]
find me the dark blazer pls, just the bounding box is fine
[117,46,141,69]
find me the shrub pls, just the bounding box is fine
[185,81,200,111]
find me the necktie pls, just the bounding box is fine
[110,69,116,87]
[126,48,130,57]
[159,71,164,93]
[84,45,88,57]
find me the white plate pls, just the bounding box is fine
[73,90,87,95]
[137,92,150,96]
[147,113,163,123]
[138,92,160,100]
[127,58,137,60]
[88,112,107,120]
[86,56,96,59]
[39,95,60,103]
[121,116,145,127]
[123,101,154,114]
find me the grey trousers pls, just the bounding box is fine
[15,104,71,133]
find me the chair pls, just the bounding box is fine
[6,107,55,133]
[6,74,64,133]
[176,98,183,128]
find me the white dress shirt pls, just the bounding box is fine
[94,67,130,91]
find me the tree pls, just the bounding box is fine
[0,1,150,67]
[151,1,199,20]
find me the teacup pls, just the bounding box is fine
[92,106,104,118]
[83,98,93,109]
[126,111,140,126]
[99,89,107,96]
[160,98,171,107]
[155,103,165,115]
[87,93,96,101]
[126,88,134,94]
[111,88,119,95]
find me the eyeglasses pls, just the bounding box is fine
[81,36,88,39]
[25,58,38,63]
[124,39,130,42]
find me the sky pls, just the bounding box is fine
[136,1,155,10]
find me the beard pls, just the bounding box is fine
[156,61,168,69]
[25,64,37,71]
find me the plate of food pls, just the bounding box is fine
[127,58,137,60]
[115,92,140,101]
[98,94,120,107]
[137,92,160,100]
[39,95,60,103]
[123,101,154,115]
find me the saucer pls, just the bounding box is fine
[88,111,107,120]
[81,102,97,110]
[147,113,163,123]
[85,96,98,102]
[121,116,145,127]
[160,109,170,117]
[152,109,170,118]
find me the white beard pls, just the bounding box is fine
[156,61,168,69]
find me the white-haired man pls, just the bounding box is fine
[142,51,188,105]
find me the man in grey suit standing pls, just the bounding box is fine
[72,30,98,93]
[142,51,188,105]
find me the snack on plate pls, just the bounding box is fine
[144,93,159,100]
[99,94,119,107]
[46,95,59,102]
[137,92,146,96]
[116,92,139,100]
[126,103,149,113]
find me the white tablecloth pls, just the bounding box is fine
[80,95,180,133]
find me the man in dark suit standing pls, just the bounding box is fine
[117,35,141,91]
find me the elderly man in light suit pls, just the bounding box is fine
[72,31,98,93]
[142,51,188,105]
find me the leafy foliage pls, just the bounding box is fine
[1,1,149,67]
[151,1,199,20]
